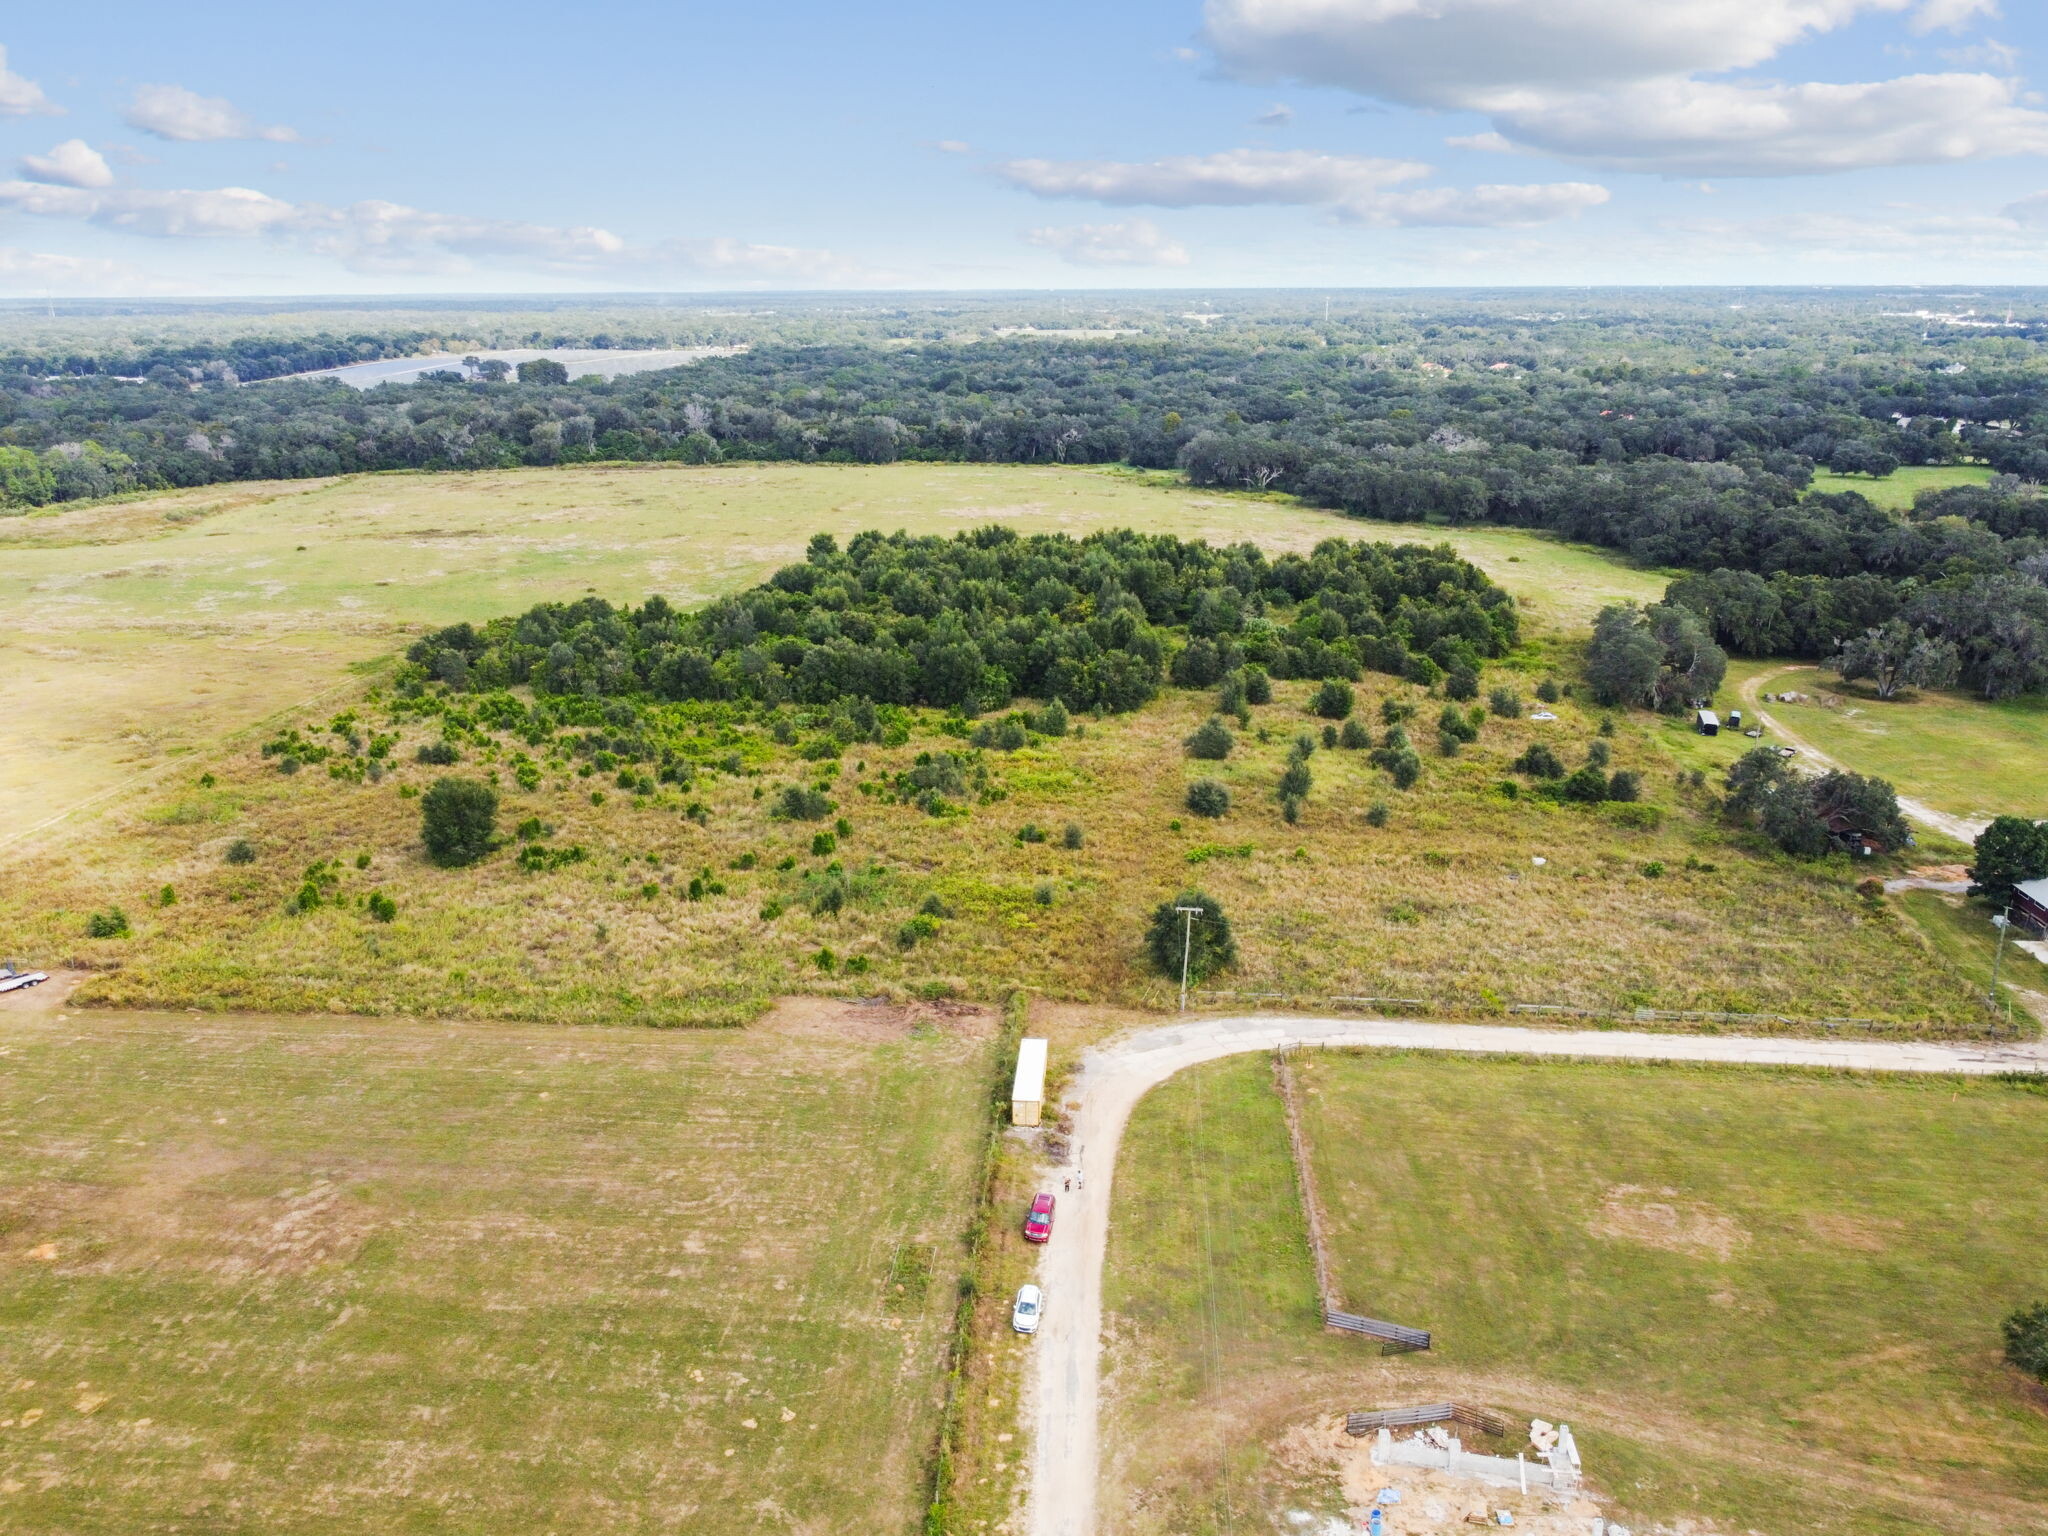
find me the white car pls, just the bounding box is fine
[1011,1283,1043,1335]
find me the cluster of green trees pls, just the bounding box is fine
[407,528,1517,715]
[1723,748,1909,858]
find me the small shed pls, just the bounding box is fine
[1695,709,1720,736]
[2014,878,2048,935]
[1010,1038,1049,1126]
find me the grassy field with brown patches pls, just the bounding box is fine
[0,999,993,1534]
[0,463,1664,849]
[0,659,1995,1032]
[1102,1051,2048,1536]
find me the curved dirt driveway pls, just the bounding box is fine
[1023,1014,2047,1536]
[1736,666,1988,844]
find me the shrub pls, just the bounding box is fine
[1496,779,1519,799]
[1512,743,1565,779]
[1184,716,1235,760]
[1365,800,1390,827]
[774,784,833,820]
[1217,671,1246,714]
[1186,778,1231,818]
[1607,769,1642,802]
[421,777,499,866]
[86,907,131,939]
[2003,1302,2048,1383]
[1604,802,1665,831]
[417,740,460,765]
[367,891,399,922]
[810,831,837,857]
[1241,665,1272,705]
[1444,665,1479,701]
[1339,718,1371,749]
[898,913,941,948]
[1016,822,1048,844]
[1034,881,1055,906]
[759,899,785,921]
[1062,822,1085,849]
[1438,704,1478,743]
[224,839,257,865]
[1291,730,1317,758]
[1561,766,1610,803]
[1640,861,1665,878]
[1437,731,1462,757]
[1322,724,1338,749]
[1370,744,1421,789]
[919,893,955,918]
[1380,697,1415,725]
[1488,686,1522,719]
[1857,876,1885,903]
[1310,680,1354,719]
[1535,677,1562,704]
[1033,698,1070,737]
[1586,739,1612,768]
[1277,759,1312,800]
[1144,889,1237,983]
[157,884,177,907]
[1281,795,1302,824]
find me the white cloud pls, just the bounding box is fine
[0,178,871,283]
[1024,219,1192,266]
[998,148,1430,206]
[934,139,972,154]
[1201,0,2043,176]
[0,247,167,294]
[19,139,114,189]
[123,83,299,143]
[1492,73,2048,176]
[1338,180,1610,226]
[997,147,1604,227]
[0,46,58,116]
[1910,0,1998,34]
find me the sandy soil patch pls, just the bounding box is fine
[1590,1185,1748,1262]
[752,993,996,1042]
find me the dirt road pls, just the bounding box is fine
[1736,666,1989,843]
[1022,1013,2046,1536]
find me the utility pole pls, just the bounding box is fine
[1992,908,2013,1029]
[1175,904,1203,1013]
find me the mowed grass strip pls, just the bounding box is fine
[0,1010,992,1534]
[1808,464,1993,511]
[1102,1052,2048,1536]
[1740,664,2048,821]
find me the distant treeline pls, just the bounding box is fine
[407,528,1518,713]
[3,320,2047,689]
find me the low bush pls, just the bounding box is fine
[421,777,499,866]
[367,891,399,922]
[1513,743,1566,779]
[1488,686,1522,718]
[86,907,131,939]
[417,740,460,765]
[1062,822,1085,849]
[224,839,256,865]
[1186,778,1231,818]
[1310,680,1354,719]
[774,784,834,821]
[1184,716,1235,760]
[1339,718,1371,749]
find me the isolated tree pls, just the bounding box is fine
[1184,716,1234,760]
[1970,816,2048,908]
[1185,778,1231,818]
[1339,718,1371,749]
[1309,679,1354,719]
[474,358,512,382]
[1829,621,1961,700]
[421,776,499,866]
[1277,757,1312,800]
[2005,1302,2048,1383]
[1240,665,1272,705]
[1587,601,1725,712]
[1144,889,1237,984]
[517,357,569,385]
[1512,743,1565,779]
[1488,686,1521,719]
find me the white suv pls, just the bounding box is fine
[1011,1283,1043,1335]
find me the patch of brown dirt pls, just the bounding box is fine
[1590,1185,1747,1261]
[1909,865,1972,883]
[0,969,88,1018]
[1804,1211,1902,1252]
[753,994,996,1042]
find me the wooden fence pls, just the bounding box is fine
[1345,1402,1510,1438]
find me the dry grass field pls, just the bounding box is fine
[0,663,1993,1032]
[1102,1051,2048,1536]
[0,463,1667,849]
[0,994,994,1535]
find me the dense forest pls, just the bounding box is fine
[407,528,1518,715]
[5,290,2047,691]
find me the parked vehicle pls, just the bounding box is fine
[1011,1283,1043,1335]
[1023,1192,1055,1244]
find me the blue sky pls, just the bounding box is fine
[2,0,2046,293]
